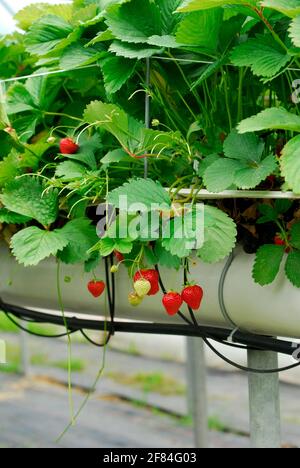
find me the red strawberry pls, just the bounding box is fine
[162,292,183,316]
[87,280,105,298]
[60,138,79,154]
[274,234,291,253]
[274,235,285,246]
[182,285,204,311]
[134,269,160,296]
[115,251,124,262]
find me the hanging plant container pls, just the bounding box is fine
[1,241,300,339]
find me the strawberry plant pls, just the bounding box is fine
[2,0,300,304]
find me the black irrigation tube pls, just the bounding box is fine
[0,298,298,358]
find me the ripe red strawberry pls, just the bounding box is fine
[274,234,291,253]
[162,292,183,316]
[134,269,160,296]
[87,280,105,298]
[60,138,79,154]
[274,235,285,246]
[114,251,124,262]
[182,285,204,311]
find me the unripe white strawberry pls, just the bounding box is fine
[128,292,143,307]
[134,279,151,297]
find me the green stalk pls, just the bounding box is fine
[56,260,75,426]
[253,7,289,53]
[56,308,109,442]
[237,68,245,123]
[44,111,83,123]
[222,68,233,130]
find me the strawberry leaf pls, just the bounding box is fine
[99,55,136,94]
[280,135,300,193]
[0,208,31,224]
[11,227,68,266]
[253,244,285,286]
[1,178,59,226]
[290,222,300,249]
[107,178,171,210]
[198,205,237,263]
[231,34,290,78]
[176,9,222,51]
[285,250,300,287]
[238,108,300,134]
[58,218,99,264]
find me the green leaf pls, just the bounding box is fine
[64,133,100,170]
[84,252,101,273]
[204,158,240,192]
[290,221,300,249]
[275,199,293,214]
[0,153,21,188]
[58,218,98,264]
[257,203,278,224]
[289,15,300,47]
[177,0,257,12]
[7,83,36,114]
[253,244,285,286]
[0,208,31,224]
[234,155,277,189]
[93,237,133,256]
[261,0,300,18]
[105,0,162,44]
[109,41,163,58]
[231,34,290,78]
[285,250,300,287]
[144,246,159,266]
[15,3,73,31]
[157,0,182,32]
[280,135,300,193]
[107,178,171,211]
[191,55,228,89]
[162,208,204,258]
[24,15,73,56]
[198,153,219,177]
[84,100,129,148]
[147,35,179,48]
[87,29,115,46]
[11,227,69,266]
[176,9,222,51]
[238,108,300,133]
[1,178,58,226]
[59,43,104,69]
[154,242,181,269]
[85,101,181,158]
[197,205,237,263]
[25,75,61,110]
[224,130,264,162]
[55,161,86,180]
[100,55,136,94]
[101,149,133,164]
[204,130,275,191]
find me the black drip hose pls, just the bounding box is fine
[1,258,300,373]
[176,257,300,374]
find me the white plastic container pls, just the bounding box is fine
[0,244,299,338]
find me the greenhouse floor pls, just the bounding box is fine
[0,332,299,448]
